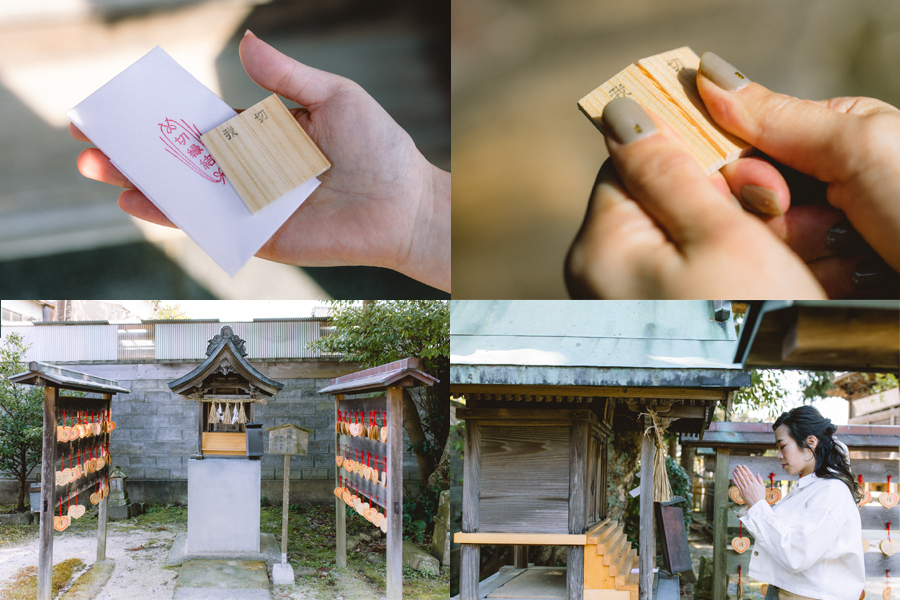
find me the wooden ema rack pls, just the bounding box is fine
[577,47,750,175]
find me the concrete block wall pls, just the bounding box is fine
[1,359,424,506]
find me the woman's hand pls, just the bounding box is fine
[70,32,450,292]
[566,51,900,298]
[733,465,767,508]
[565,96,826,299]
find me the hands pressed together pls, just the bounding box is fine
[733,464,767,508]
[566,51,900,299]
[70,32,450,292]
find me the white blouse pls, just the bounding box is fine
[739,473,865,600]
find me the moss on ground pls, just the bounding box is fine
[0,557,86,600]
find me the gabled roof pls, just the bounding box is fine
[10,361,130,394]
[318,358,438,395]
[168,325,284,400]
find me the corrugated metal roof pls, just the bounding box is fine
[318,357,438,395]
[451,301,748,389]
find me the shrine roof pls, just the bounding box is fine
[451,301,750,390]
[318,357,437,395]
[168,325,284,398]
[10,361,130,394]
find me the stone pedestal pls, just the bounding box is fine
[187,458,260,554]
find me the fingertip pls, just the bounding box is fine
[118,190,177,228]
[69,122,90,143]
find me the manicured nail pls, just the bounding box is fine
[825,218,869,253]
[852,255,899,290]
[244,29,255,37]
[740,185,782,216]
[601,97,657,145]
[699,52,751,92]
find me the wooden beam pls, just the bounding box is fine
[386,387,403,600]
[335,394,346,568]
[452,384,728,401]
[569,420,588,600]
[457,408,597,422]
[96,393,111,562]
[712,448,730,600]
[727,455,898,483]
[37,386,58,600]
[454,532,588,545]
[460,418,482,600]
[639,416,654,600]
[513,545,528,569]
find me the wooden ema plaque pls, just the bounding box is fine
[202,94,330,213]
[577,46,751,175]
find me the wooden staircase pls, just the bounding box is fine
[583,519,639,600]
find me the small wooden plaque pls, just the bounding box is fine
[577,46,751,175]
[202,94,331,213]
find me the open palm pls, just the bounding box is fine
[71,32,449,291]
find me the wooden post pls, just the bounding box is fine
[460,419,481,600]
[513,545,528,569]
[37,386,58,600]
[386,386,403,600]
[639,415,655,600]
[335,394,346,568]
[97,393,111,562]
[712,448,731,600]
[568,420,588,600]
[282,453,290,563]
[97,496,108,561]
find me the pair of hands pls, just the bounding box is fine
[566,53,900,299]
[70,32,450,293]
[733,464,767,507]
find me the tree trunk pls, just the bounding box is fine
[402,388,435,488]
[16,462,26,512]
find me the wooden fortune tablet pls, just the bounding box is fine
[577,47,751,175]
[728,485,745,505]
[766,488,782,505]
[731,537,750,554]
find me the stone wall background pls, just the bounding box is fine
[0,359,423,506]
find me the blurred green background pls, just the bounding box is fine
[0,0,449,299]
[451,0,900,298]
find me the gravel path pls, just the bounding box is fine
[0,522,180,600]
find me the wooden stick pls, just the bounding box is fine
[282,454,290,563]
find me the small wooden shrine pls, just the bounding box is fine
[169,325,284,458]
[10,362,129,600]
[168,325,284,555]
[450,301,751,600]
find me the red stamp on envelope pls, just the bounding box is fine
[159,119,225,184]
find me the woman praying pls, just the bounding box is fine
[732,405,865,600]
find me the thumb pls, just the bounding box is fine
[238,31,355,108]
[696,51,880,184]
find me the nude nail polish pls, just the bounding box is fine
[601,97,658,145]
[699,52,751,92]
[740,185,782,216]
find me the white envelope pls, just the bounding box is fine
[67,46,319,277]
